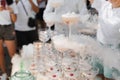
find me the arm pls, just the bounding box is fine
[9,7,17,23]
[7,3,18,23]
[29,0,39,13]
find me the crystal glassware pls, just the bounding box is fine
[43,13,55,37]
[79,67,99,80]
[38,27,50,74]
[38,27,50,43]
[62,57,79,80]
[10,71,35,80]
[62,12,79,38]
[50,0,64,9]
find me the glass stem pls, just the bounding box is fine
[69,24,72,38]
[48,26,51,37]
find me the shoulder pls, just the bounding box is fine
[9,2,17,9]
[9,2,18,14]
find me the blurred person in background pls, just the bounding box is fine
[0,0,18,79]
[36,0,47,29]
[15,0,39,50]
[89,0,120,80]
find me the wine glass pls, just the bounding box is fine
[43,13,55,37]
[38,27,50,44]
[61,57,79,80]
[46,70,62,80]
[78,60,91,80]
[62,12,79,38]
[50,0,64,23]
[43,0,64,37]
[38,27,50,51]
[50,0,64,9]
[33,42,42,56]
[38,27,50,70]
[45,61,62,80]
[79,65,99,80]
[62,63,79,80]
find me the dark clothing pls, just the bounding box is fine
[86,0,98,15]
[86,0,91,9]
[15,30,38,49]
[36,8,45,21]
[6,0,13,5]
[35,8,47,29]
[0,25,15,40]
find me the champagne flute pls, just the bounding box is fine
[62,12,79,38]
[82,67,99,80]
[43,13,55,37]
[50,0,64,24]
[50,0,64,9]
[62,63,79,80]
[38,27,50,44]
[38,27,50,61]
[38,27,50,74]
[46,63,62,80]
[79,60,99,80]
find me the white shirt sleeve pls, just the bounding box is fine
[10,2,18,14]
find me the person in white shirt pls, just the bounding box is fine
[89,0,120,79]
[0,0,18,79]
[15,0,39,49]
[91,0,120,48]
[43,0,88,36]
